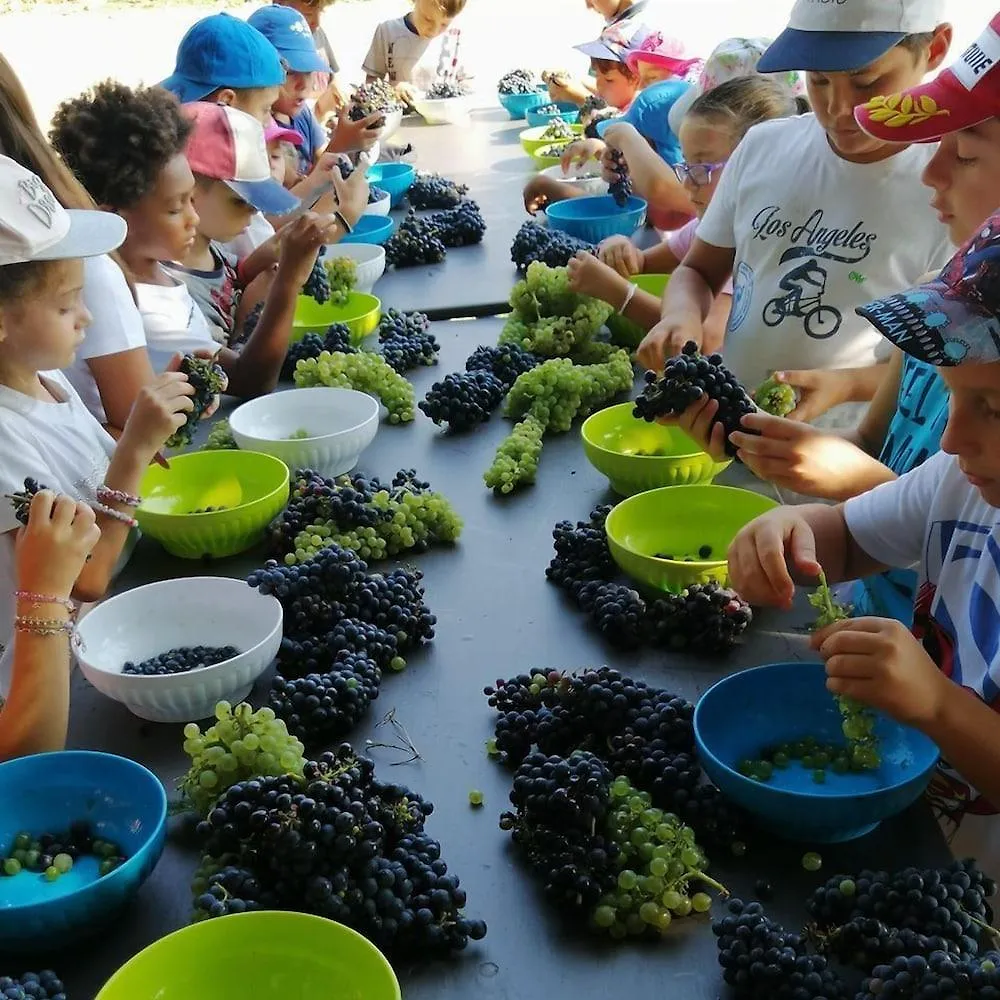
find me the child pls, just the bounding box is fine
[727,220,1000,863]
[568,77,803,341]
[50,82,357,397]
[0,156,197,689]
[640,0,955,430]
[363,0,469,105]
[0,491,99,760]
[159,12,286,125]
[0,54,154,432]
[625,31,701,91]
[273,0,346,121]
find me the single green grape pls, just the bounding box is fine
[802,852,823,872]
[468,790,485,808]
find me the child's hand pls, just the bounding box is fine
[658,394,730,463]
[393,82,418,107]
[770,369,850,423]
[327,108,383,155]
[120,362,197,462]
[329,166,370,228]
[523,176,552,215]
[16,492,100,600]
[567,250,627,305]
[546,76,589,106]
[637,317,703,371]
[598,236,643,278]
[277,212,340,287]
[728,507,822,609]
[812,618,952,728]
[560,138,605,172]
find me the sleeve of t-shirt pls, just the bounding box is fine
[694,138,747,251]
[843,450,951,570]
[664,219,735,294]
[362,24,388,78]
[77,254,146,361]
[305,109,326,154]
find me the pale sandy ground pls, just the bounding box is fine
[1,0,998,130]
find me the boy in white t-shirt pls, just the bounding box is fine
[639,0,955,425]
[728,215,1000,869]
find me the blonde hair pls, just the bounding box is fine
[688,75,806,144]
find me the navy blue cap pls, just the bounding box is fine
[160,13,286,103]
[248,6,328,74]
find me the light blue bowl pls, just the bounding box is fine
[365,163,416,207]
[545,194,647,242]
[498,88,550,120]
[694,662,939,844]
[0,751,167,949]
[342,214,395,246]
[525,103,581,127]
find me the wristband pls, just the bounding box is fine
[618,282,638,315]
[334,210,354,234]
[92,502,138,529]
[14,592,76,618]
[14,615,74,637]
[96,486,141,509]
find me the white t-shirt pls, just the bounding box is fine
[63,254,147,424]
[697,114,953,393]
[844,451,1000,878]
[362,17,465,91]
[136,276,218,373]
[0,371,118,692]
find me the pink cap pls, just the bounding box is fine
[264,117,304,147]
[625,31,701,76]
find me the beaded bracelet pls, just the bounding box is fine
[91,501,138,529]
[96,486,141,509]
[14,615,74,637]
[14,591,76,618]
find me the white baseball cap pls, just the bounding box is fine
[0,156,126,268]
[758,0,947,74]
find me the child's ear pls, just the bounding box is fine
[214,89,237,108]
[926,23,954,73]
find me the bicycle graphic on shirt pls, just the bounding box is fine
[762,259,843,340]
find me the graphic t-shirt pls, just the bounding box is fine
[362,16,465,91]
[162,243,240,345]
[697,114,953,394]
[844,451,1000,873]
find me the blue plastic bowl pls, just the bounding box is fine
[546,194,648,242]
[0,751,167,949]
[341,214,395,246]
[365,163,416,207]
[525,103,581,128]
[498,88,549,120]
[694,662,939,844]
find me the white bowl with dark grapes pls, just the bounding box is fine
[366,187,391,217]
[541,163,609,196]
[74,577,282,723]
[229,386,380,478]
[411,84,474,126]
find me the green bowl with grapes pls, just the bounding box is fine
[604,484,778,593]
[581,403,730,496]
[292,293,381,346]
[136,451,290,559]
[606,274,670,350]
[96,911,401,1000]
[519,123,583,156]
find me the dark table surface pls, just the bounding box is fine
[45,317,951,999]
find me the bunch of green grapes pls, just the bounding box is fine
[201,418,237,451]
[293,351,415,423]
[753,375,797,417]
[484,416,544,494]
[809,570,881,770]
[179,701,306,816]
[324,256,358,306]
[592,775,725,939]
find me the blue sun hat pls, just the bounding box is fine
[596,78,692,162]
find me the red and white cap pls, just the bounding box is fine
[856,13,1000,143]
[264,118,304,148]
[625,31,701,77]
[183,102,299,215]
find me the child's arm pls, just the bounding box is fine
[600,124,692,216]
[567,251,661,330]
[771,363,890,423]
[0,492,100,761]
[523,175,582,216]
[87,347,156,436]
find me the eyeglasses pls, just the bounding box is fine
[671,160,728,187]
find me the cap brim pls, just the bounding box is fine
[575,40,623,61]
[158,73,214,103]
[265,123,305,147]
[858,280,1000,366]
[855,71,991,143]
[32,210,127,263]
[625,52,699,75]
[667,86,698,135]
[225,178,299,215]
[757,28,903,73]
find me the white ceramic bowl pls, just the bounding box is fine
[366,188,391,217]
[229,387,380,477]
[411,94,474,126]
[541,163,609,195]
[321,244,386,293]
[75,577,282,723]
[378,108,404,141]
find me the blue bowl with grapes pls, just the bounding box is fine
[694,662,939,844]
[364,163,416,208]
[342,214,395,246]
[546,194,647,242]
[498,87,550,119]
[525,103,581,127]
[0,751,167,949]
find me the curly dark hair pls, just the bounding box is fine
[49,80,192,211]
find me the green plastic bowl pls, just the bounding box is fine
[606,274,670,349]
[136,450,290,559]
[519,123,583,156]
[531,147,571,170]
[605,485,779,593]
[581,402,730,496]
[292,292,381,345]
[95,911,401,1000]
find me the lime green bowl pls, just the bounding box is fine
[292,292,381,345]
[531,147,571,170]
[95,911,401,1000]
[607,273,670,349]
[582,402,730,496]
[519,123,583,156]
[605,484,779,592]
[136,450,290,559]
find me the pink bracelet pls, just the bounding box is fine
[14,591,77,618]
[92,501,138,529]
[96,486,141,509]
